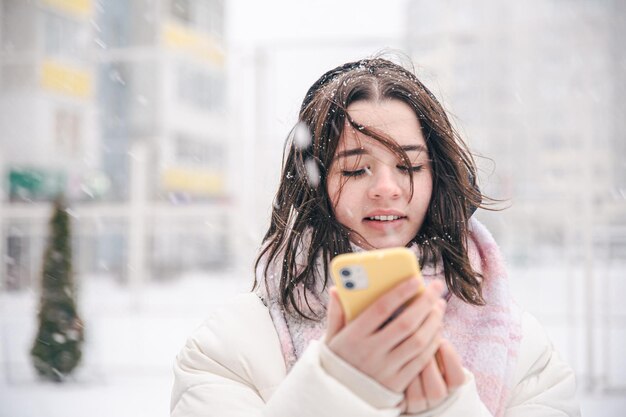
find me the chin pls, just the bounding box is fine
[368,236,412,250]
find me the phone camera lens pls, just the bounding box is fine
[345,281,355,289]
[340,268,351,277]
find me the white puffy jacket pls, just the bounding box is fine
[171,293,580,416]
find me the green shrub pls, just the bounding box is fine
[31,198,84,382]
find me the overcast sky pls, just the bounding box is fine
[225,0,408,46]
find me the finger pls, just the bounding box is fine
[383,302,445,372]
[397,399,407,414]
[435,349,445,378]
[325,288,345,342]
[384,330,442,392]
[405,374,427,413]
[373,293,446,353]
[440,340,466,389]
[421,358,448,408]
[351,277,421,336]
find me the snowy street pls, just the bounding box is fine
[1,271,249,417]
[2,266,625,416]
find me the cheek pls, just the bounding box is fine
[327,177,361,224]
[413,174,433,208]
[327,176,352,224]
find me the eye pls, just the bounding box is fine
[341,169,366,177]
[397,164,424,173]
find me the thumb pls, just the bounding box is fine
[325,288,345,342]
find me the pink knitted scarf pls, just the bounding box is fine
[255,218,522,416]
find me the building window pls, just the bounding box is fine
[170,0,192,23]
[208,0,224,38]
[169,0,223,38]
[55,108,81,156]
[175,135,224,170]
[43,11,87,58]
[177,64,224,111]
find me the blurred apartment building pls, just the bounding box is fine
[404,0,626,392]
[0,0,98,202]
[0,0,98,289]
[95,0,229,278]
[97,0,226,202]
[406,0,626,265]
[0,0,229,289]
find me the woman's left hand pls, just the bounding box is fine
[401,339,466,414]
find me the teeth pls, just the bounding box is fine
[370,215,401,221]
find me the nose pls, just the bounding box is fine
[367,166,403,200]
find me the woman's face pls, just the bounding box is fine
[327,99,433,249]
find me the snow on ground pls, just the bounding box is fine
[1,268,251,417]
[1,266,625,416]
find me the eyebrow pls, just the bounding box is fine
[336,144,428,158]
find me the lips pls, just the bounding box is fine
[365,214,406,221]
[363,210,407,222]
[362,211,408,232]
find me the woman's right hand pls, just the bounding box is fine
[325,278,446,393]
[401,339,466,414]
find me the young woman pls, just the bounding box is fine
[171,58,580,416]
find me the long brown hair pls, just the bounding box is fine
[254,57,491,320]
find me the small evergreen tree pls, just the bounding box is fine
[31,198,84,382]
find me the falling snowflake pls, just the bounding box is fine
[305,159,320,187]
[293,122,312,149]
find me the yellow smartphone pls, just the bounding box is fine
[330,247,424,322]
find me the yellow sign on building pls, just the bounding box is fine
[40,59,93,98]
[162,168,224,195]
[162,21,225,67]
[41,0,92,18]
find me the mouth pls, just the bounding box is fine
[362,215,407,234]
[363,215,407,222]
[362,213,408,233]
